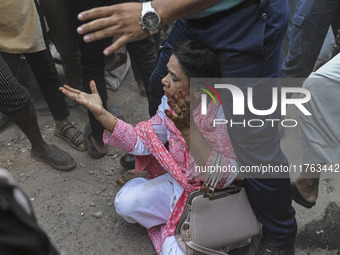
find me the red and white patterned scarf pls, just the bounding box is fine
[135,101,236,254]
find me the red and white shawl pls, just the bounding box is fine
[103,99,236,253]
[134,101,236,254]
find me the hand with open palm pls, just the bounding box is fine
[59,80,104,118]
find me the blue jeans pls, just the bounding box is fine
[281,0,340,78]
[148,0,296,249]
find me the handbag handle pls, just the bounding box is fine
[203,152,233,196]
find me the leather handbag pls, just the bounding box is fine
[175,153,261,255]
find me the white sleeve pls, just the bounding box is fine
[131,96,169,155]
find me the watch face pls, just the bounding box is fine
[142,11,160,30]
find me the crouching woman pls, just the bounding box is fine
[60,41,239,254]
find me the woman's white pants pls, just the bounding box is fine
[114,173,185,255]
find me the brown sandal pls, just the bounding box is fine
[54,123,86,151]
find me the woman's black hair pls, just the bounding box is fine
[172,40,221,78]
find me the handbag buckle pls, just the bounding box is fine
[208,184,242,200]
[186,229,191,241]
[201,185,215,197]
[202,182,243,199]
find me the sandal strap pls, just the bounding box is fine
[71,130,82,146]
[60,123,75,136]
[60,123,84,148]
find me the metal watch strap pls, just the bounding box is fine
[140,1,160,34]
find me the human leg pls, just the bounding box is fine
[39,0,82,90]
[188,0,296,252]
[291,175,319,208]
[295,54,340,207]
[115,169,150,186]
[246,178,296,251]
[115,173,183,228]
[80,40,109,157]
[126,36,157,99]
[70,0,111,157]
[18,0,86,151]
[280,0,299,65]
[281,0,340,78]
[130,57,147,97]
[161,236,186,255]
[148,0,296,251]
[23,50,86,151]
[0,56,75,170]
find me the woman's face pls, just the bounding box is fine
[162,55,190,98]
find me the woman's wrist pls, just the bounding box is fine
[95,109,118,133]
[105,115,118,133]
[93,106,105,119]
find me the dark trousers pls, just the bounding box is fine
[1,0,69,121]
[127,37,157,100]
[1,49,69,121]
[79,38,110,140]
[281,0,340,78]
[70,0,158,138]
[148,0,296,249]
[24,50,69,121]
[70,0,111,140]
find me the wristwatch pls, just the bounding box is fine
[140,1,161,34]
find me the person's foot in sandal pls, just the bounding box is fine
[54,119,86,151]
[116,170,150,186]
[31,144,76,171]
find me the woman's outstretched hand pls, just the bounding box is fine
[59,80,104,117]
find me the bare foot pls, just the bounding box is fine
[293,178,319,204]
[55,119,86,151]
[116,170,149,186]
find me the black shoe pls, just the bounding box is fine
[255,245,295,255]
[84,123,108,158]
[291,183,315,208]
[120,153,135,169]
[31,144,76,171]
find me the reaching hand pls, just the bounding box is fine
[77,2,149,56]
[59,80,104,117]
[165,89,191,132]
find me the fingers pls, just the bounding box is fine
[170,89,190,112]
[59,85,78,99]
[179,89,190,107]
[78,18,120,42]
[165,110,177,121]
[167,99,184,118]
[76,2,149,55]
[172,94,186,110]
[59,86,78,102]
[61,85,81,94]
[89,80,98,94]
[77,6,114,22]
[103,35,130,55]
